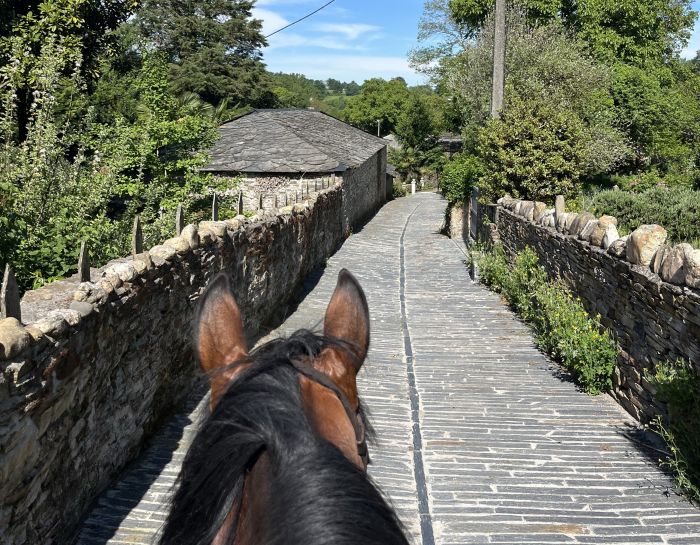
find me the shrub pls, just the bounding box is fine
[478,245,617,394]
[392,180,408,199]
[477,94,589,203]
[589,187,700,245]
[648,359,700,502]
[440,153,483,204]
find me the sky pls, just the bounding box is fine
[252,0,427,85]
[253,0,700,86]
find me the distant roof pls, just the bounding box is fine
[202,109,387,174]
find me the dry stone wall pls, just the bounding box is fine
[341,149,388,233]
[214,173,332,212]
[0,187,353,545]
[483,197,700,422]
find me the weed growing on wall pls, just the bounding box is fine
[477,245,617,394]
[648,359,700,503]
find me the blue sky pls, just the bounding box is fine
[252,0,426,84]
[254,0,700,86]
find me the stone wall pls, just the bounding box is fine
[478,198,700,422]
[341,148,388,233]
[214,173,332,212]
[0,187,356,545]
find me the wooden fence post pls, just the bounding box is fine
[274,194,278,209]
[176,204,184,235]
[132,215,143,256]
[212,193,219,221]
[1,264,21,321]
[258,193,263,210]
[78,241,90,282]
[237,192,244,215]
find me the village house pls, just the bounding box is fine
[201,108,391,232]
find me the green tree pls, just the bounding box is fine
[129,0,273,107]
[448,0,696,67]
[0,0,136,139]
[326,78,344,94]
[478,93,589,202]
[344,78,411,136]
[395,94,434,149]
[269,72,328,108]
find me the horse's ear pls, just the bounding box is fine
[195,273,248,409]
[323,269,370,370]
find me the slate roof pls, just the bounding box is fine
[202,109,387,174]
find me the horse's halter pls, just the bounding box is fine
[287,358,370,468]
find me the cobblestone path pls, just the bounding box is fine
[77,193,700,545]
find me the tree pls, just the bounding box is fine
[269,72,328,108]
[345,81,361,96]
[344,78,411,136]
[0,0,136,140]
[395,94,434,149]
[478,93,589,202]
[128,0,273,107]
[447,0,697,67]
[326,78,344,94]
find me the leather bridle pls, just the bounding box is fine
[287,358,370,467]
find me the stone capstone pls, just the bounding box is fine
[659,244,692,285]
[602,224,620,250]
[181,224,200,250]
[519,201,535,221]
[626,224,668,267]
[608,236,628,258]
[0,318,31,360]
[683,247,700,289]
[579,220,598,242]
[555,195,565,218]
[570,212,596,237]
[533,202,547,222]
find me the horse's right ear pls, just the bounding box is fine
[194,274,248,410]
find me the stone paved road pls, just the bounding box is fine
[77,193,700,545]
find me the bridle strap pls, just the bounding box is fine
[287,358,369,464]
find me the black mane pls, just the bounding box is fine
[158,330,408,545]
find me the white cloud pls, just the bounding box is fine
[251,7,289,36]
[313,23,381,40]
[268,33,359,50]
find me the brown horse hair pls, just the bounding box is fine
[158,330,408,545]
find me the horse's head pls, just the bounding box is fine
[194,269,370,469]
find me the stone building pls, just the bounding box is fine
[202,108,391,232]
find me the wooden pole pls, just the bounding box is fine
[132,215,143,256]
[491,0,506,119]
[78,241,90,282]
[237,192,244,215]
[0,264,21,321]
[176,204,184,235]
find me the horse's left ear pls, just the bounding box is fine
[195,273,249,409]
[323,269,370,371]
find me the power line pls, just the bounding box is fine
[264,0,336,38]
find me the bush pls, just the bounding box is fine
[648,359,700,503]
[589,187,700,245]
[478,246,617,394]
[440,153,483,204]
[477,94,589,203]
[392,180,408,199]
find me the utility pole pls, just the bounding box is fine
[376,119,381,137]
[491,0,506,119]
